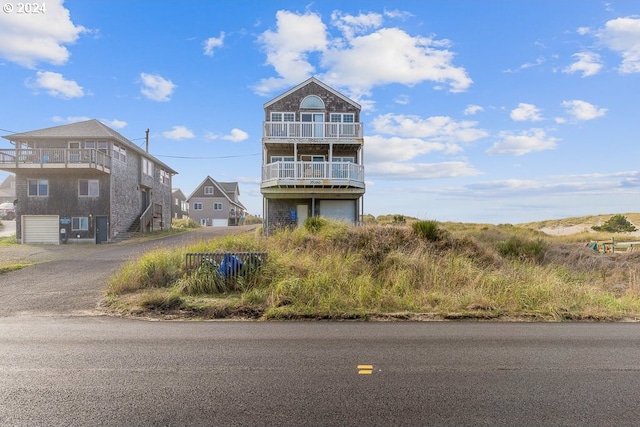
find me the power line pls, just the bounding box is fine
[155,153,260,159]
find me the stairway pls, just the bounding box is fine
[127,216,141,233]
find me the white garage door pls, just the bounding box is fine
[212,219,228,227]
[319,200,355,223]
[23,215,59,244]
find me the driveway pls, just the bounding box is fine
[0,225,259,316]
[0,219,15,238]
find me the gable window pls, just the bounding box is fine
[193,202,203,210]
[204,186,214,195]
[300,95,324,109]
[72,217,89,231]
[214,202,223,211]
[142,158,153,177]
[28,179,48,196]
[78,179,99,197]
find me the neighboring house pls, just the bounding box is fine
[260,77,365,233]
[187,176,246,226]
[0,174,16,204]
[172,188,189,219]
[0,119,177,244]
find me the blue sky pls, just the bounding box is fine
[1,1,639,224]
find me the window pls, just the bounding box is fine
[193,202,203,210]
[271,112,295,122]
[214,202,223,211]
[160,169,170,185]
[270,156,294,162]
[113,145,127,162]
[143,158,153,176]
[78,179,99,197]
[200,218,207,226]
[72,217,89,231]
[300,95,324,109]
[330,113,354,123]
[204,186,214,195]
[85,141,108,152]
[28,179,48,196]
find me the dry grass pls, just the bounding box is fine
[105,220,640,321]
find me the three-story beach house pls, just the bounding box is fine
[261,77,365,233]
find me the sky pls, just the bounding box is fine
[1,0,640,224]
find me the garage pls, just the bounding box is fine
[22,215,59,244]
[319,200,356,223]
[212,219,229,227]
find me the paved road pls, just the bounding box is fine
[0,225,259,316]
[1,318,640,427]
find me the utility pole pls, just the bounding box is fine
[145,128,149,153]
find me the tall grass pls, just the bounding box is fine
[106,221,640,320]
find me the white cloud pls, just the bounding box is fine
[510,103,543,122]
[0,0,86,68]
[139,73,176,102]
[365,134,450,164]
[206,128,249,142]
[103,119,127,129]
[597,17,640,73]
[487,128,558,156]
[331,11,383,40]
[372,113,488,143]
[394,94,410,105]
[563,52,602,77]
[464,104,484,115]
[254,10,472,98]
[26,71,84,99]
[368,161,481,180]
[253,10,328,95]
[561,100,607,120]
[577,27,591,36]
[162,125,194,140]
[204,32,225,56]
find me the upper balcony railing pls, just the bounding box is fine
[263,122,363,142]
[262,161,365,189]
[0,148,111,172]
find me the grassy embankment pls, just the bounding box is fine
[105,216,640,321]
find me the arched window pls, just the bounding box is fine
[300,95,324,109]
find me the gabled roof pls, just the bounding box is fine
[186,176,246,210]
[2,119,177,174]
[171,188,186,199]
[219,181,240,196]
[263,77,361,110]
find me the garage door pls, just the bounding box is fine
[23,215,59,244]
[212,219,228,227]
[319,200,355,223]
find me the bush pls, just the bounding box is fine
[592,215,638,233]
[412,220,441,241]
[304,216,329,233]
[496,236,548,263]
[172,218,199,229]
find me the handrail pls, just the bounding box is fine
[139,203,154,233]
[263,122,363,140]
[0,148,111,169]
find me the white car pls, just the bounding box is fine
[0,202,15,220]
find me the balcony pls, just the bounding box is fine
[262,161,365,190]
[0,148,111,173]
[263,122,363,143]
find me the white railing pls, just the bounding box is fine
[263,122,363,140]
[0,148,111,170]
[262,161,364,186]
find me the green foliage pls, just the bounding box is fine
[140,291,184,310]
[592,215,638,233]
[393,215,406,224]
[412,220,441,241]
[303,216,329,233]
[496,236,548,263]
[172,218,199,229]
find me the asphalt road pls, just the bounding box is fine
[1,318,640,427]
[2,226,640,426]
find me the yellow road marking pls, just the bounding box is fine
[357,364,374,375]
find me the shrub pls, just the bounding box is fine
[412,220,441,241]
[172,218,199,229]
[496,236,548,263]
[304,216,329,233]
[592,215,638,233]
